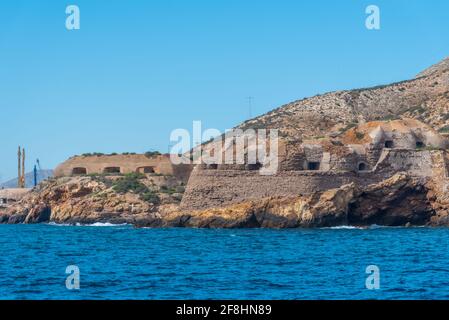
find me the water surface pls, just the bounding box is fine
[0,224,448,299]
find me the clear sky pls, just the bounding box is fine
[0,0,448,181]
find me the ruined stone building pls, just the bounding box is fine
[0,188,31,208]
[181,119,449,210]
[54,154,193,183]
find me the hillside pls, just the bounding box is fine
[0,170,53,188]
[238,57,449,142]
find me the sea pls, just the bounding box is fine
[0,224,448,300]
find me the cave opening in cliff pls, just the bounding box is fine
[307,162,320,170]
[358,162,367,171]
[72,167,87,175]
[384,140,394,148]
[103,167,121,174]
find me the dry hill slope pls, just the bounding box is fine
[238,57,449,142]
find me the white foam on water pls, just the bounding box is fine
[47,222,128,227]
[47,222,72,227]
[322,225,365,230]
[84,222,129,227]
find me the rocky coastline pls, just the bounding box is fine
[1,172,448,228]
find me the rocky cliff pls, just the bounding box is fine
[0,175,181,225]
[1,171,448,228]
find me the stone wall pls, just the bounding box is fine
[373,149,434,176]
[181,150,443,210]
[181,168,380,210]
[54,154,193,182]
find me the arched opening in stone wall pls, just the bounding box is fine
[384,140,394,148]
[72,167,87,175]
[416,141,425,148]
[137,166,155,174]
[103,167,121,174]
[358,162,367,171]
[206,164,218,170]
[246,162,262,171]
[307,162,320,171]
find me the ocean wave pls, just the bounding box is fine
[322,225,365,230]
[47,222,129,227]
[80,222,129,227]
[47,222,73,227]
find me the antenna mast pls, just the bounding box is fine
[246,96,254,118]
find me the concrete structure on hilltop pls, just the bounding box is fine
[54,154,193,183]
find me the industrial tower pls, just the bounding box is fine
[17,146,25,188]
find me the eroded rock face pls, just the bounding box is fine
[139,173,442,228]
[0,177,163,225]
[1,173,448,228]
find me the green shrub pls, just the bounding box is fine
[145,151,162,158]
[160,185,177,194]
[141,191,160,204]
[112,173,160,204]
[439,125,449,133]
[112,173,147,194]
[407,106,426,114]
[379,114,400,121]
[355,131,365,140]
[339,122,358,132]
[82,152,105,157]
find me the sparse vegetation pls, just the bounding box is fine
[144,151,162,158]
[407,106,426,114]
[355,131,365,140]
[416,145,441,151]
[160,185,177,195]
[113,173,146,193]
[140,190,161,204]
[339,122,358,132]
[439,125,449,133]
[377,114,400,121]
[82,152,105,157]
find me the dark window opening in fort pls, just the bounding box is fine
[246,162,262,171]
[138,166,155,174]
[207,164,218,170]
[103,167,121,174]
[416,141,425,148]
[358,162,367,171]
[307,162,320,171]
[384,140,394,148]
[72,167,87,175]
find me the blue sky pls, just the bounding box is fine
[0,0,448,181]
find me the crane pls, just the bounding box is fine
[34,159,42,187]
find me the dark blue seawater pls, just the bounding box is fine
[0,224,449,300]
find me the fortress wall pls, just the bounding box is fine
[180,167,379,210]
[373,149,434,176]
[53,154,191,178]
[181,150,446,211]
